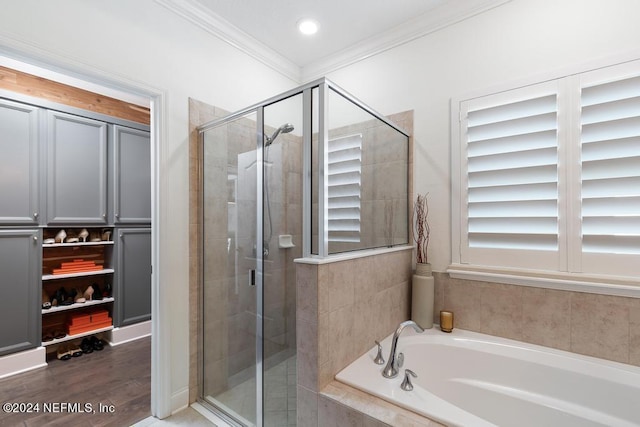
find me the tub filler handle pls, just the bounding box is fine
[401,369,417,391]
[373,341,385,365]
[382,320,424,379]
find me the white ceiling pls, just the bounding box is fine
[157,0,511,82]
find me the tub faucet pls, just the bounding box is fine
[382,320,424,379]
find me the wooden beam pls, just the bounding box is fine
[0,66,150,125]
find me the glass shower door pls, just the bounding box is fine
[202,111,261,426]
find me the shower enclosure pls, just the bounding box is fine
[198,78,409,426]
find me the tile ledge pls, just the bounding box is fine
[448,264,640,299]
[320,380,442,426]
[294,245,412,265]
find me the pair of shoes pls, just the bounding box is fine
[80,337,94,354]
[43,328,67,342]
[89,335,105,351]
[56,343,82,360]
[55,287,74,306]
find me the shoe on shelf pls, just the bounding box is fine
[58,287,74,306]
[54,229,67,244]
[56,344,71,361]
[42,289,51,309]
[78,228,89,242]
[53,329,67,340]
[69,342,83,357]
[91,283,103,300]
[101,229,112,241]
[103,283,112,298]
[74,288,86,303]
[42,330,54,342]
[83,285,95,301]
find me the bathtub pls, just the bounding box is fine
[335,327,640,427]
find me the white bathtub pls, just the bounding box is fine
[335,327,640,427]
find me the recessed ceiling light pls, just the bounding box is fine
[297,19,319,35]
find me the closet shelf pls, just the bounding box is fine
[43,241,113,248]
[41,325,114,347]
[42,268,114,281]
[42,297,114,315]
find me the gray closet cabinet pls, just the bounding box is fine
[0,229,41,356]
[46,111,108,225]
[112,125,151,224]
[0,99,41,225]
[114,228,151,327]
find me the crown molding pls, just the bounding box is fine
[157,0,512,84]
[301,0,513,81]
[154,0,302,82]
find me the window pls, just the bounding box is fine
[327,134,362,243]
[453,60,640,280]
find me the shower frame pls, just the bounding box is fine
[197,77,409,426]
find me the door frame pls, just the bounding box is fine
[0,42,170,417]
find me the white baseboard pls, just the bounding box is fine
[107,321,151,346]
[171,386,190,414]
[0,347,47,379]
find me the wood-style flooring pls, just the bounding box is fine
[0,336,150,427]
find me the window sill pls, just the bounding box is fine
[447,264,640,299]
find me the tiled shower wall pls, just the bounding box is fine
[433,273,640,367]
[295,247,414,426]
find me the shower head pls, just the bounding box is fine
[265,123,294,146]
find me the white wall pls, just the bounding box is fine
[325,0,640,272]
[0,0,297,416]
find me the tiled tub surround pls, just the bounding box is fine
[296,246,423,426]
[433,273,640,367]
[300,265,640,426]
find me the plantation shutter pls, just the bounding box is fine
[327,134,362,242]
[580,74,640,259]
[464,84,560,263]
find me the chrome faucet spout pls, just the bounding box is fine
[382,320,424,379]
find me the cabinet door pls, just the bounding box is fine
[112,126,151,224]
[46,111,107,224]
[0,99,40,225]
[0,229,41,356]
[114,228,151,327]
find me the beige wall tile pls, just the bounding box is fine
[570,292,630,363]
[297,386,318,427]
[297,318,318,390]
[480,283,523,341]
[443,278,483,331]
[629,298,640,366]
[521,287,571,350]
[297,264,317,324]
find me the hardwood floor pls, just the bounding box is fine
[0,336,150,427]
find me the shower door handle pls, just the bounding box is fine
[250,269,256,286]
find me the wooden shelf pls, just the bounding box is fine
[42,297,114,315]
[42,268,114,281]
[41,325,114,347]
[43,241,113,248]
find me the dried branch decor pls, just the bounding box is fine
[413,193,430,264]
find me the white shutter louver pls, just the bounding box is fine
[581,75,640,255]
[466,91,559,251]
[327,134,362,243]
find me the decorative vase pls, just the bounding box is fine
[411,262,434,329]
